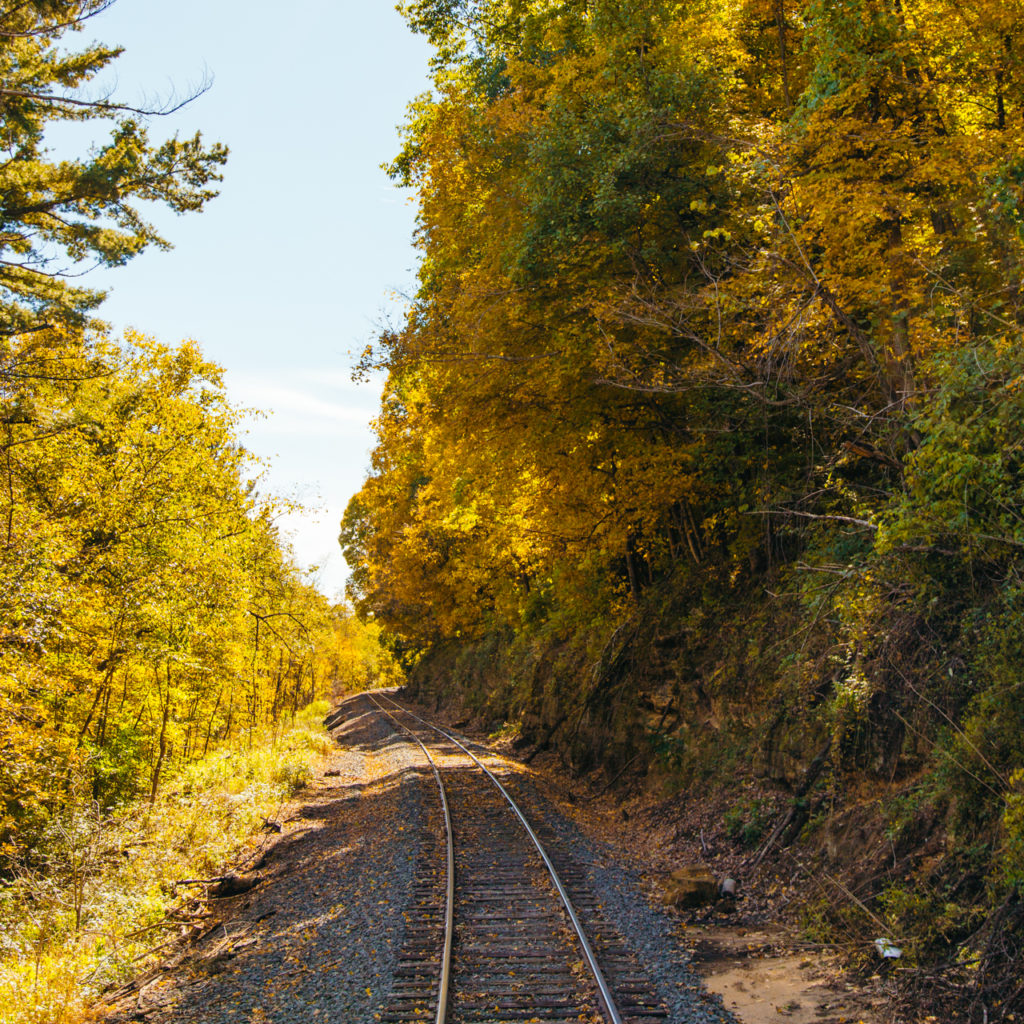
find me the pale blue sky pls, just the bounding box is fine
[74,1,431,599]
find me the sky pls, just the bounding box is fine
[69,0,432,600]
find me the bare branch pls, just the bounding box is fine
[745,508,878,530]
[0,78,212,118]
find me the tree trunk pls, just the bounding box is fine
[149,666,173,806]
[774,0,792,109]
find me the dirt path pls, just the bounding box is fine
[686,926,886,1024]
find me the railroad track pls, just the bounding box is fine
[367,692,668,1024]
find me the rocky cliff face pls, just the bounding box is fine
[398,573,1024,1021]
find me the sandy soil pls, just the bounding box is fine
[685,925,887,1024]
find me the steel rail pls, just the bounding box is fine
[368,694,455,1024]
[377,693,625,1024]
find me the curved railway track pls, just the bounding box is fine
[368,692,668,1024]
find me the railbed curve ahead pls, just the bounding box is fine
[373,691,625,1024]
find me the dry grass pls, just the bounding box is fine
[0,701,334,1024]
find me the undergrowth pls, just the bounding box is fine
[0,700,333,1024]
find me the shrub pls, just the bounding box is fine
[724,796,772,848]
[0,704,333,1024]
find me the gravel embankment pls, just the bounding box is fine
[107,693,738,1024]
[109,694,427,1023]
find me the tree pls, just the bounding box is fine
[0,0,227,336]
[349,1,1024,1005]
[1,327,397,857]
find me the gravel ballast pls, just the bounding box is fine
[106,692,740,1024]
[507,773,738,1024]
[110,696,427,1023]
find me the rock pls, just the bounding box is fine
[660,865,718,908]
[873,938,902,959]
[209,873,260,898]
[199,950,235,974]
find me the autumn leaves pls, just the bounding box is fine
[0,3,389,868]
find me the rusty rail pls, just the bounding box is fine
[375,692,626,1024]
[368,694,455,1024]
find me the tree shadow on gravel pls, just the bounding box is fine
[102,718,427,1024]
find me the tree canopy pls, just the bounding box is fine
[0,2,396,870]
[346,0,1024,998]
[349,0,1024,679]
[0,0,227,336]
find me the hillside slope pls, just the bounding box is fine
[343,3,1024,1017]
